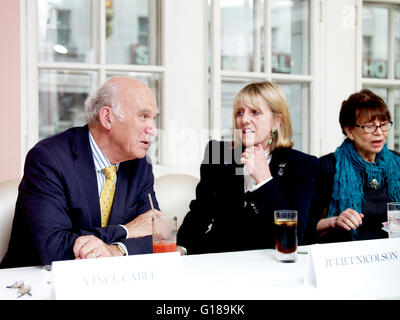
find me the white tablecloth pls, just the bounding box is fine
[0,247,399,300]
[0,265,53,300]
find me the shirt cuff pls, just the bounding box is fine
[248,177,273,192]
[119,224,129,238]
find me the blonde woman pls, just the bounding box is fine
[178,81,319,254]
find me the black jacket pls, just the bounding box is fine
[177,140,319,254]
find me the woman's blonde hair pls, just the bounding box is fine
[232,81,294,151]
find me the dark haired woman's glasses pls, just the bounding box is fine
[355,121,393,134]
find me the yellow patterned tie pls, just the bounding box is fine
[100,166,117,227]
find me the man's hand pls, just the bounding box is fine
[73,235,122,259]
[124,209,163,238]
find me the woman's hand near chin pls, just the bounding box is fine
[240,143,272,184]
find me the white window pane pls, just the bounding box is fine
[106,0,160,65]
[221,0,255,71]
[220,80,308,151]
[394,89,400,150]
[363,87,387,102]
[270,0,309,75]
[106,72,162,97]
[366,88,400,152]
[278,83,308,150]
[105,72,162,122]
[38,0,94,63]
[220,0,310,73]
[39,71,97,140]
[221,80,250,140]
[106,72,162,163]
[362,6,389,79]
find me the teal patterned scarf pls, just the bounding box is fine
[328,138,400,239]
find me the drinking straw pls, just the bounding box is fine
[148,193,161,242]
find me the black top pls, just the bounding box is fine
[305,152,395,244]
[177,140,319,254]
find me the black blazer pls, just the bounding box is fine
[177,140,319,254]
[1,125,159,268]
[305,152,396,244]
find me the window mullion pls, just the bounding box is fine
[27,0,39,152]
[388,6,396,79]
[302,84,309,152]
[387,89,395,149]
[356,0,363,90]
[222,70,267,79]
[106,64,166,73]
[271,73,314,83]
[210,0,222,140]
[37,62,101,71]
[99,0,106,84]
[302,0,310,75]
[362,78,400,86]
[309,0,323,155]
[264,0,271,77]
[148,0,158,66]
[254,0,261,73]
[364,0,400,5]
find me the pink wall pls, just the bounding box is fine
[0,1,21,182]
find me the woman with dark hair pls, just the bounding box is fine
[306,89,400,243]
[177,81,319,254]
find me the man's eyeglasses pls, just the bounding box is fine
[355,121,393,134]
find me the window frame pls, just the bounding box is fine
[23,0,165,155]
[209,0,323,154]
[358,0,400,150]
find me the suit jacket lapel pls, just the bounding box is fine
[71,125,102,227]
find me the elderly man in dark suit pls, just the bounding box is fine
[1,76,161,268]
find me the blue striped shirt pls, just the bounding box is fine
[88,131,120,196]
[88,131,128,255]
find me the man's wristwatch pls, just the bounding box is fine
[115,244,126,256]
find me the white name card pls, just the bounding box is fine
[305,238,400,292]
[52,252,182,300]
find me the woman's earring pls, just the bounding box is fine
[269,129,276,145]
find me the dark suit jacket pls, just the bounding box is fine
[177,140,319,254]
[0,125,159,268]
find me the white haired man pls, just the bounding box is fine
[1,77,162,268]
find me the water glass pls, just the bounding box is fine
[387,202,400,238]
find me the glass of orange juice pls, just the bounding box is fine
[152,216,177,253]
